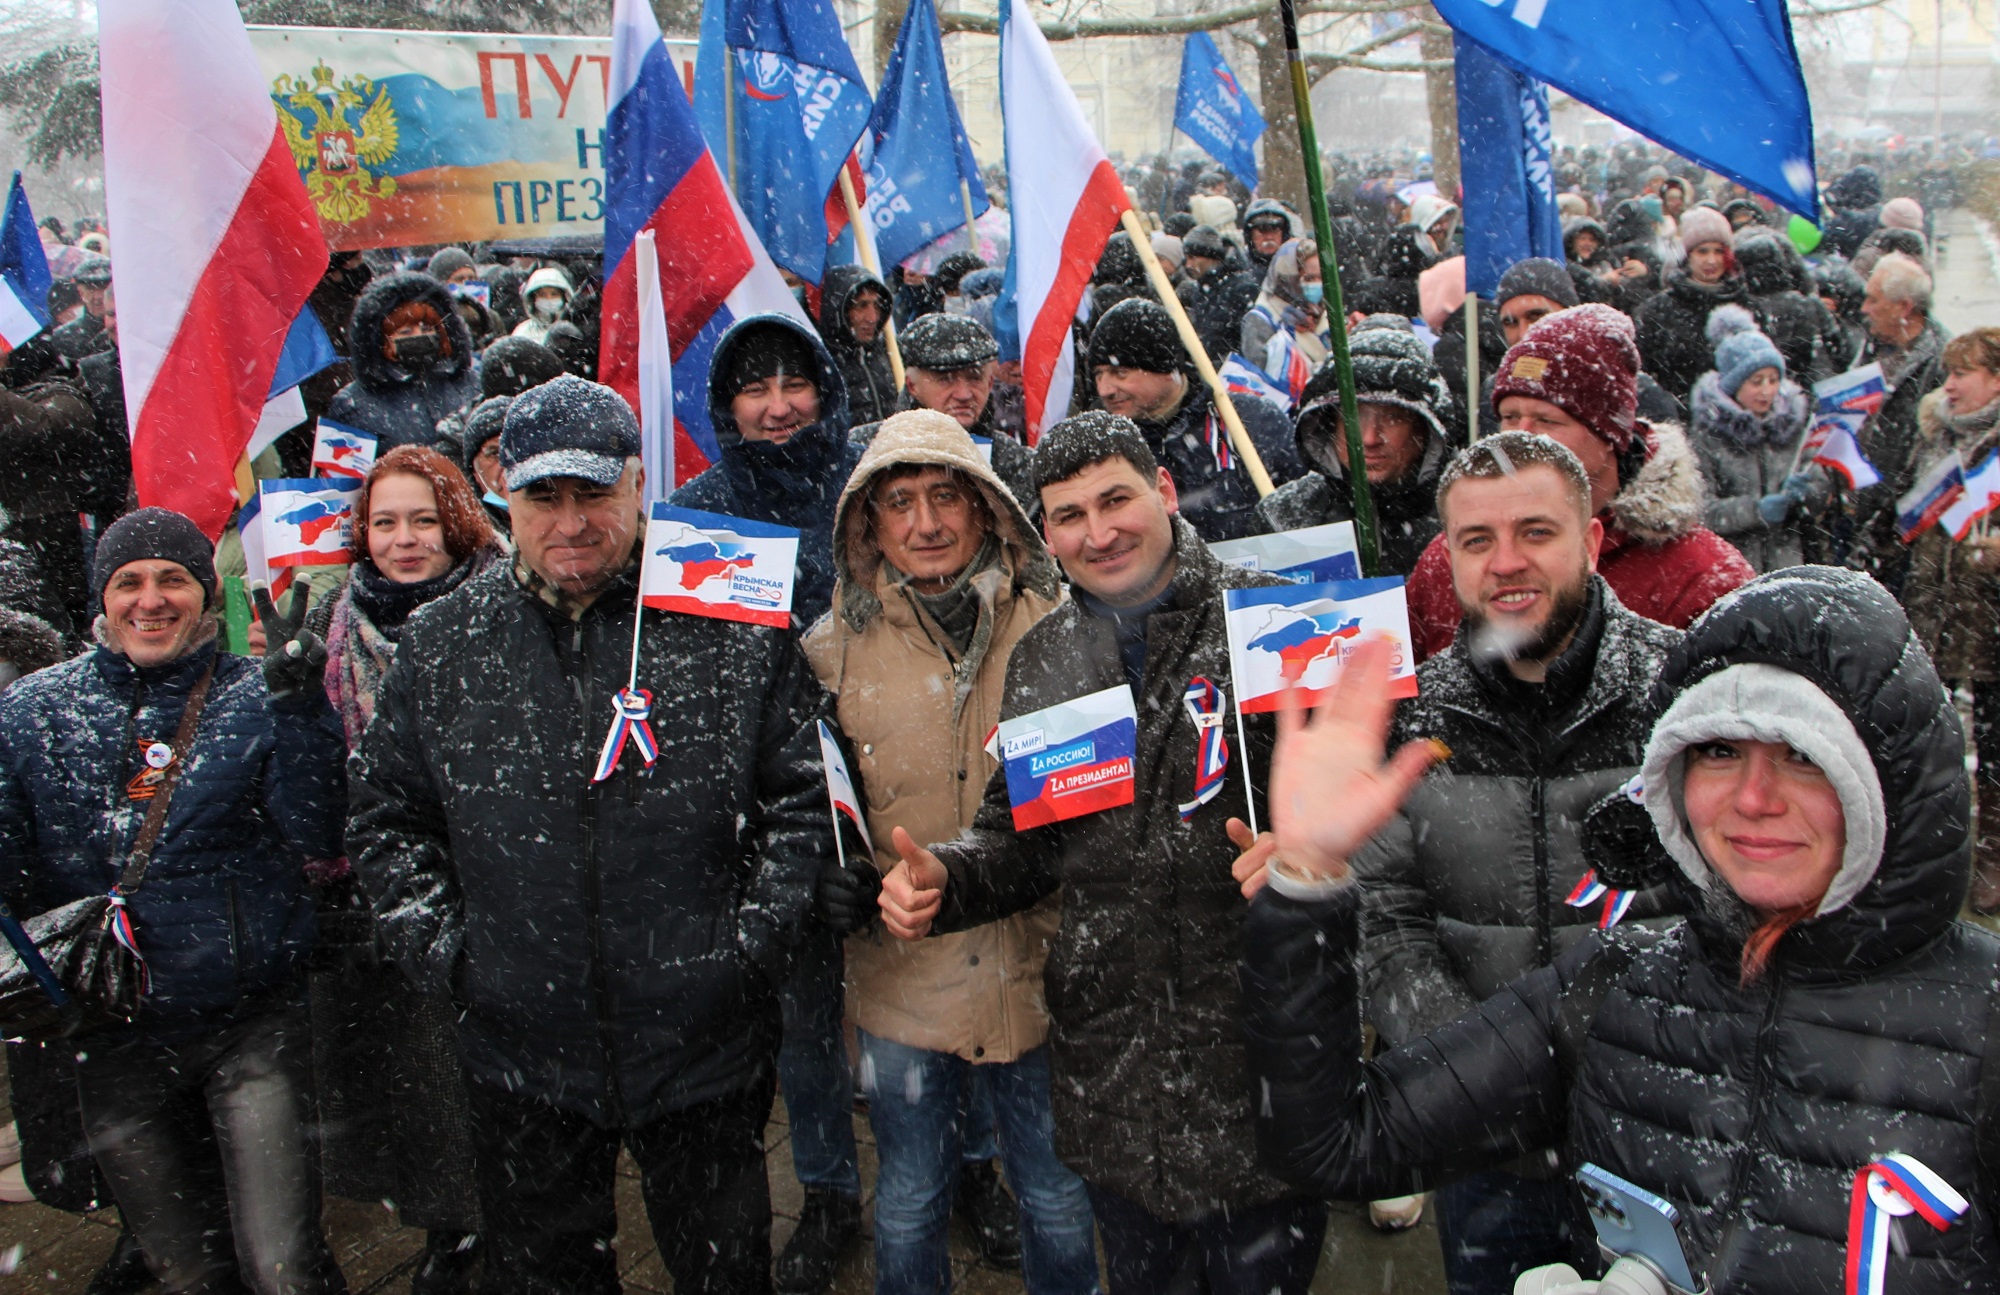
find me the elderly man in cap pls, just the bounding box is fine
[1088,297,1301,541]
[47,255,117,370]
[0,507,348,1292]
[351,375,836,1294]
[851,313,1037,512]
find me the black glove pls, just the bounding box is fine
[253,582,328,701]
[816,847,882,935]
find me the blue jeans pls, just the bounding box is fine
[857,1030,1100,1295]
[1435,1168,1585,1295]
[778,929,861,1197]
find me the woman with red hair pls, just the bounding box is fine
[308,445,501,1294]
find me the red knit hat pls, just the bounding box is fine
[1490,303,1641,450]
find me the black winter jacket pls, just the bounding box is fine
[1850,322,1950,591]
[932,522,1295,1221]
[0,377,107,635]
[0,642,344,1039]
[1242,567,2000,1293]
[1635,272,1760,404]
[1180,262,1259,365]
[349,557,835,1126]
[327,273,480,450]
[819,265,899,428]
[1127,384,1301,543]
[1255,415,1447,577]
[672,313,863,630]
[1351,579,1683,1047]
[1735,233,1839,387]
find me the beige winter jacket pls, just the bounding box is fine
[803,411,1064,1062]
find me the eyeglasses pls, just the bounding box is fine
[872,482,970,518]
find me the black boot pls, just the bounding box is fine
[83,1228,152,1295]
[409,1229,478,1295]
[774,1188,861,1294]
[955,1160,1022,1269]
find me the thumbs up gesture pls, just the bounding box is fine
[879,827,947,941]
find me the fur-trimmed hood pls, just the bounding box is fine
[345,271,477,393]
[829,409,1059,632]
[1609,422,1706,546]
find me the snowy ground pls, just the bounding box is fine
[0,1075,1448,1292]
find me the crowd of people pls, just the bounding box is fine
[0,131,1995,1295]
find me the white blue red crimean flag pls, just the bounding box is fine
[816,720,873,854]
[310,419,378,481]
[1177,677,1230,821]
[1896,451,1965,545]
[592,688,660,783]
[1224,578,1418,714]
[260,478,360,569]
[1845,1154,1967,1295]
[1219,354,1292,412]
[1211,522,1362,586]
[997,685,1138,831]
[1941,450,2000,541]
[641,503,800,628]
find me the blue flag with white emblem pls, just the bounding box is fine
[863,0,990,272]
[692,0,872,284]
[1455,35,1565,298]
[1432,0,1816,218]
[1173,32,1264,192]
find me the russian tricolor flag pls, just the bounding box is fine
[600,0,810,491]
[98,0,331,540]
[0,172,51,358]
[995,0,1131,441]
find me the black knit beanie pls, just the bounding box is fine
[1495,257,1580,310]
[1087,299,1187,376]
[92,508,218,610]
[722,323,819,398]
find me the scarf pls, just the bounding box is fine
[1936,394,2000,447]
[327,548,497,747]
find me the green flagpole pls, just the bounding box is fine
[1278,0,1379,577]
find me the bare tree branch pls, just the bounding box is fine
[937,0,1414,39]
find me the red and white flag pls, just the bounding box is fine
[99,0,329,539]
[1000,0,1130,441]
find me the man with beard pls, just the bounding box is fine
[1343,431,1684,1295]
[1402,304,1752,660]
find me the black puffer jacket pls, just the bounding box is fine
[349,557,834,1126]
[0,376,101,635]
[1635,271,1761,404]
[1243,566,2000,1293]
[1353,579,1684,1048]
[1127,383,1301,543]
[932,522,1294,1221]
[818,265,899,428]
[326,273,480,450]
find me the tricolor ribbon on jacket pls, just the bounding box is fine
[1203,411,1236,473]
[107,889,150,995]
[1564,869,1635,930]
[592,688,660,782]
[1844,1154,1967,1295]
[1177,676,1230,820]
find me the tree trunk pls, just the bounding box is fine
[873,0,912,84]
[1419,9,1459,202]
[1253,10,1309,214]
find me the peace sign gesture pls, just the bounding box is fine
[251,582,328,701]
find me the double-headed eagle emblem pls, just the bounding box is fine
[275,62,399,224]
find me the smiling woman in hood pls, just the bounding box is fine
[1241,565,2000,1294]
[671,312,862,628]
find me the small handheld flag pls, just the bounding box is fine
[1844,1154,1967,1295]
[310,420,378,481]
[1219,354,1292,411]
[640,503,800,628]
[1211,523,1362,586]
[1941,451,2000,541]
[816,719,873,857]
[0,172,52,357]
[996,685,1138,831]
[1224,578,1418,714]
[1804,413,1881,490]
[1815,363,1889,421]
[1896,452,1966,545]
[259,478,360,569]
